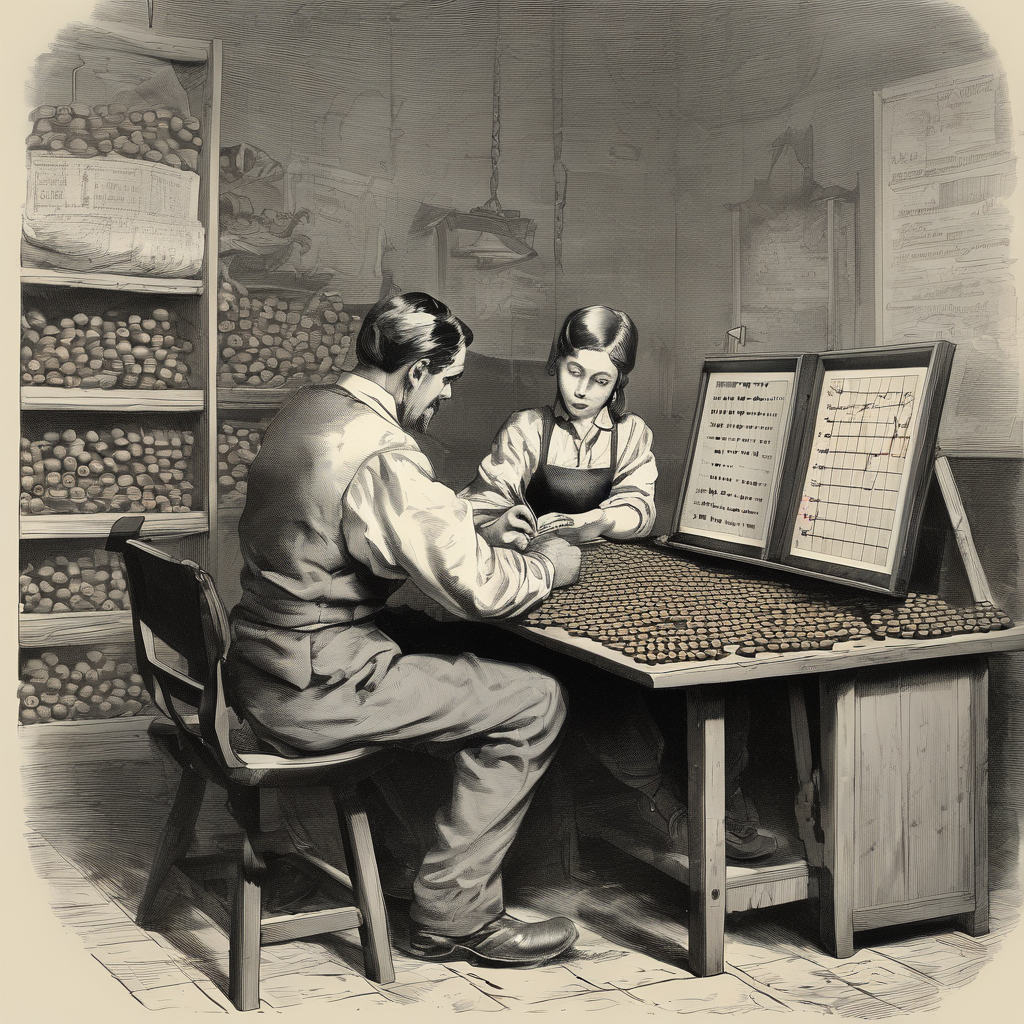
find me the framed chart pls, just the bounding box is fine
[670,354,818,559]
[774,342,955,593]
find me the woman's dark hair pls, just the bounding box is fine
[546,305,638,418]
[356,292,473,373]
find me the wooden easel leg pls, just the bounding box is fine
[819,671,856,959]
[687,686,726,977]
[956,658,989,937]
[136,767,206,928]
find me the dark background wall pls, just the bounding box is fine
[74,0,1021,843]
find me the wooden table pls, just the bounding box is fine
[505,616,1024,976]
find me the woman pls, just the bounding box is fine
[464,305,656,548]
[462,305,776,861]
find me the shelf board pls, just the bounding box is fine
[20,512,208,540]
[577,791,813,914]
[21,268,203,295]
[21,388,205,412]
[20,611,133,647]
[218,386,301,411]
[78,20,213,62]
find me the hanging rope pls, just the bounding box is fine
[552,1,566,271]
[485,4,503,214]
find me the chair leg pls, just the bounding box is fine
[229,832,265,1012]
[335,785,396,986]
[137,767,207,928]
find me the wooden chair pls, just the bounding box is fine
[110,517,396,1010]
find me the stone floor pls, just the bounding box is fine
[17,823,1023,1018]
[15,722,1023,1018]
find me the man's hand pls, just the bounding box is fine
[536,510,608,545]
[479,504,537,551]
[528,534,581,588]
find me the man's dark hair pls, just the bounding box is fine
[356,292,473,373]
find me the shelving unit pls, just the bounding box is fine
[18,21,222,727]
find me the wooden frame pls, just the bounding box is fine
[775,341,954,593]
[670,353,818,560]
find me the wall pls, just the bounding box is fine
[78,0,1021,840]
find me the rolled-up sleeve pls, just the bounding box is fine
[600,415,658,536]
[459,409,543,519]
[343,446,553,619]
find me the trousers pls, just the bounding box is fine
[378,610,752,805]
[227,623,566,936]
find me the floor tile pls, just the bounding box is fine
[520,987,655,1014]
[447,962,600,1004]
[256,970,390,1008]
[566,947,691,989]
[733,955,888,1015]
[825,953,941,1013]
[624,974,790,1013]
[387,974,507,1011]
[131,981,229,1012]
[91,938,198,993]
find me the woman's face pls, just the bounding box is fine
[557,348,618,421]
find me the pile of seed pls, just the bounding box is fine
[19,650,152,724]
[217,279,358,388]
[20,549,128,614]
[21,306,192,390]
[20,426,196,515]
[523,543,1014,664]
[27,102,203,171]
[218,422,263,505]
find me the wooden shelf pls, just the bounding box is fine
[577,791,813,914]
[21,388,205,412]
[218,387,301,411]
[20,512,208,540]
[78,20,213,62]
[21,268,203,295]
[20,611,133,647]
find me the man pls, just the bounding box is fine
[226,292,582,967]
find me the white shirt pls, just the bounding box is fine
[460,400,658,535]
[235,374,555,635]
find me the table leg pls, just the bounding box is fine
[687,686,726,976]
[819,671,856,958]
[955,657,989,937]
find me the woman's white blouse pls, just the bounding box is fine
[460,400,658,536]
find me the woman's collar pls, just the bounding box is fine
[553,398,615,430]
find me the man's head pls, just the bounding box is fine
[356,292,473,431]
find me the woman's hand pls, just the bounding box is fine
[535,510,609,544]
[478,504,538,551]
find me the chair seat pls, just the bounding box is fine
[147,715,390,787]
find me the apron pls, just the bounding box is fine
[524,407,618,517]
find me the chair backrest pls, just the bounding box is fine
[111,517,244,771]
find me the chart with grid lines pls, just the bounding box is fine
[791,368,926,571]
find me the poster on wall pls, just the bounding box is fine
[876,59,1022,456]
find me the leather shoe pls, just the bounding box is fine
[410,913,578,966]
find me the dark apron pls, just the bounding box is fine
[524,408,618,517]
